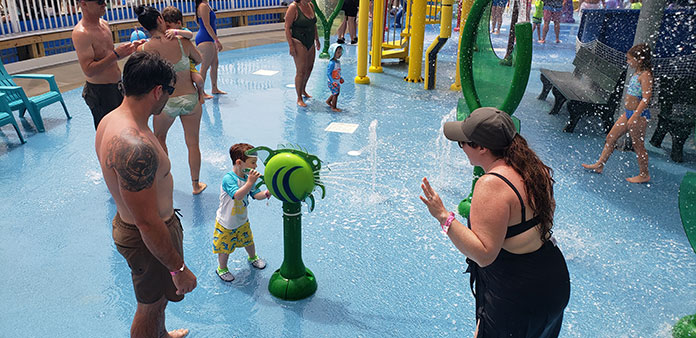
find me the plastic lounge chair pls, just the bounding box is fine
[0,93,25,144]
[0,60,70,132]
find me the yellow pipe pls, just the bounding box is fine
[369,0,385,73]
[424,0,453,89]
[405,0,427,82]
[450,0,473,91]
[355,0,371,84]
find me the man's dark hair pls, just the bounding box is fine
[122,52,176,97]
[162,6,183,24]
[135,5,160,31]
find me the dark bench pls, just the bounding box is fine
[649,75,696,162]
[537,46,627,133]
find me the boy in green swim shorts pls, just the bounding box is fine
[213,143,271,282]
[162,6,206,104]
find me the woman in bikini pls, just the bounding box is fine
[285,0,321,107]
[582,43,653,183]
[136,6,207,194]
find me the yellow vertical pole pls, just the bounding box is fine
[450,0,473,91]
[355,0,371,84]
[405,0,426,82]
[369,0,385,73]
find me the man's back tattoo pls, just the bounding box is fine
[106,128,159,192]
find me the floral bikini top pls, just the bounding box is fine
[626,72,643,98]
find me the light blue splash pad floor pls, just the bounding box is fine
[1,23,695,337]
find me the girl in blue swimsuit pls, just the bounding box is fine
[583,43,653,183]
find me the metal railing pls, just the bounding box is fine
[0,0,281,37]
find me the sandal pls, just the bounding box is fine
[216,267,235,282]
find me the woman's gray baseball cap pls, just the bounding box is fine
[442,107,517,150]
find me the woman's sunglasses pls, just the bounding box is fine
[87,0,107,5]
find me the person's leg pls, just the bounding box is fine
[332,94,341,112]
[192,72,206,104]
[326,94,334,107]
[179,103,206,194]
[627,117,650,183]
[348,17,357,42]
[244,243,257,258]
[582,114,629,172]
[301,47,316,98]
[152,112,177,155]
[197,42,217,99]
[217,253,230,270]
[541,12,550,42]
[554,14,561,42]
[291,39,309,106]
[337,17,347,41]
[210,51,226,95]
[131,297,188,338]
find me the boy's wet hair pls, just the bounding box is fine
[229,143,255,164]
[162,6,183,24]
[123,52,177,97]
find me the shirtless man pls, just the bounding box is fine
[95,52,196,338]
[72,0,143,129]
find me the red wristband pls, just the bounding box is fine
[170,263,185,276]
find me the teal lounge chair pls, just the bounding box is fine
[0,61,70,132]
[0,93,26,144]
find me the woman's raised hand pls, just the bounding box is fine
[420,177,449,223]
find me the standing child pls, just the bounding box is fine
[532,0,544,42]
[582,43,653,183]
[326,43,345,112]
[213,143,271,282]
[161,6,206,104]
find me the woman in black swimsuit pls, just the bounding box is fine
[420,107,570,337]
[284,0,320,107]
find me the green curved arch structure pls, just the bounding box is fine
[455,0,532,217]
[458,0,532,115]
[676,173,696,338]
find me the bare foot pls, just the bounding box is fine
[626,175,650,183]
[168,328,189,338]
[193,181,207,195]
[539,39,546,44]
[202,93,214,100]
[303,92,312,98]
[555,39,562,43]
[332,107,342,112]
[581,163,604,173]
[297,100,307,107]
[212,89,227,95]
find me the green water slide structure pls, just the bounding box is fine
[675,172,696,337]
[455,0,532,217]
[313,0,345,59]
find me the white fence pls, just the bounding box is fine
[0,0,281,37]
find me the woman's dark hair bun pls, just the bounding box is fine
[134,5,145,16]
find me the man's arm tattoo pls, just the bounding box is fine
[106,128,159,192]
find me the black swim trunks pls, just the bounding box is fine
[82,81,123,129]
[112,212,184,304]
[342,0,358,17]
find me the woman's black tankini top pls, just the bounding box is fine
[466,173,570,337]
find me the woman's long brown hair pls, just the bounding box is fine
[490,135,555,241]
